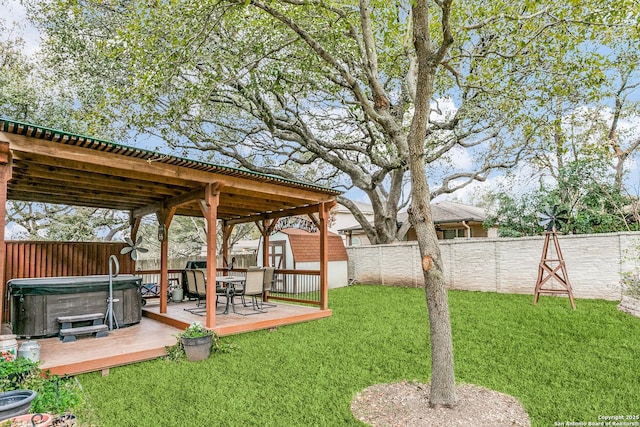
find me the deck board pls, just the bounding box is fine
[11,299,331,376]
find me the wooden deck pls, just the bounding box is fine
[11,299,331,376]
[142,298,331,336]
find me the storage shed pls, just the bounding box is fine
[257,228,349,289]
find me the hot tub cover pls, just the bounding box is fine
[8,275,142,296]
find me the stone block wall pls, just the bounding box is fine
[346,232,640,301]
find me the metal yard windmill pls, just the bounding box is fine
[533,205,576,309]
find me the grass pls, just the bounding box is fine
[74,286,640,426]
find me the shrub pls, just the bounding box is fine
[0,358,81,414]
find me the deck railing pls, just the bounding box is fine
[135,268,321,307]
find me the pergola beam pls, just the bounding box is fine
[131,185,212,219]
[225,202,336,226]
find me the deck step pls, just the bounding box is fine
[59,324,109,343]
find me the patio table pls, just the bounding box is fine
[215,276,246,314]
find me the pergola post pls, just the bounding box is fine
[319,202,329,310]
[0,140,11,323]
[261,219,274,267]
[201,183,222,329]
[156,208,175,314]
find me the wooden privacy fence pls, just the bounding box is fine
[2,241,136,321]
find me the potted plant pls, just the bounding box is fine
[179,322,214,362]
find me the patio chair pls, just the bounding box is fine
[210,272,229,308]
[233,267,266,315]
[192,269,209,306]
[183,270,206,315]
[182,270,196,300]
[261,267,277,309]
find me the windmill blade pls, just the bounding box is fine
[131,249,138,261]
[121,246,133,255]
[537,208,553,230]
[135,236,144,246]
[555,209,569,221]
[538,212,553,220]
[124,237,134,246]
[137,247,149,254]
[555,217,568,230]
[539,218,552,227]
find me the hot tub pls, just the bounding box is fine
[8,275,142,338]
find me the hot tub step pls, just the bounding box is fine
[57,312,104,326]
[59,324,109,343]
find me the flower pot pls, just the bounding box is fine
[9,412,53,426]
[0,334,18,362]
[181,335,213,362]
[0,390,37,421]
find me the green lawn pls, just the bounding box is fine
[74,286,640,426]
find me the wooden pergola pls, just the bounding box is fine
[0,119,339,329]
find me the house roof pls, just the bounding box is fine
[0,119,340,223]
[277,228,348,262]
[338,201,487,232]
[400,201,487,224]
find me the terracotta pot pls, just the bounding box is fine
[181,335,213,362]
[9,413,53,426]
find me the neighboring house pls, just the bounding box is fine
[230,239,260,255]
[329,201,375,243]
[257,228,349,289]
[339,201,497,246]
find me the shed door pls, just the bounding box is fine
[268,241,286,269]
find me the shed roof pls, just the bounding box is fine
[0,119,339,223]
[277,228,348,262]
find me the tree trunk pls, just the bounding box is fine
[409,0,457,408]
[408,180,457,407]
